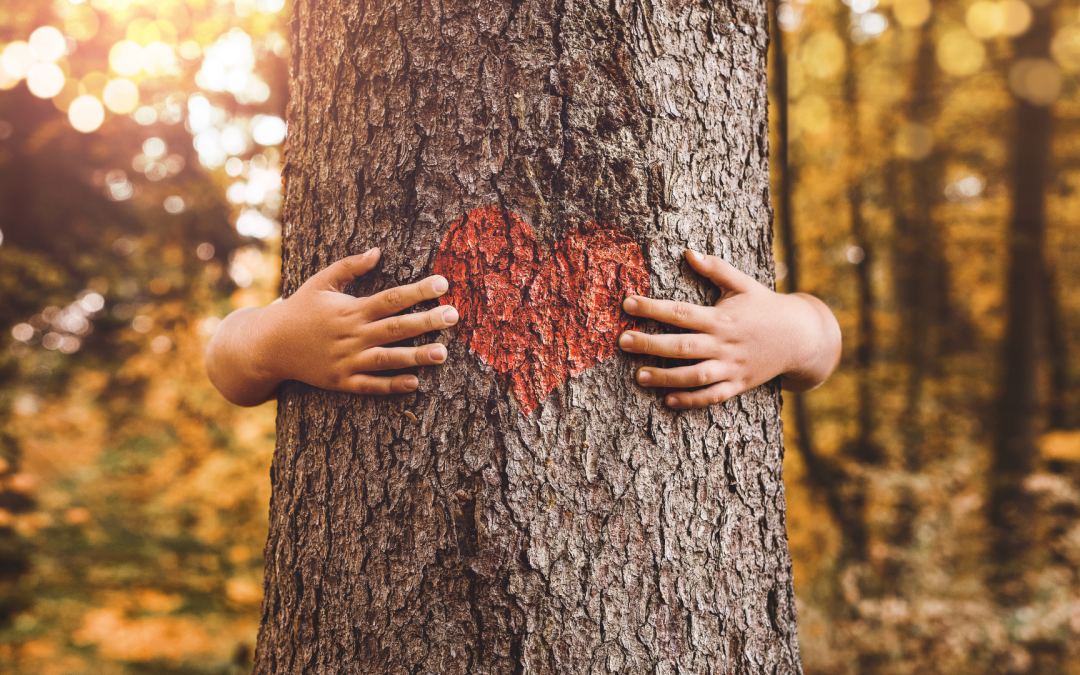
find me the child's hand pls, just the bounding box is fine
[206,248,458,406]
[618,249,841,409]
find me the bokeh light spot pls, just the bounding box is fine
[132,316,153,333]
[859,13,888,38]
[221,125,248,155]
[1052,26,1080,72]
[180,41,202,60]
[68,95,105,133]
[236,209,276,239]
[59,336,81,354]
[150,335,173,353]
[79,292,105,313]
[1009,58,1061,105]
[2,42,35,80]
[126,18,161,46]
[142,42,175,76]
[143,137,166,158]
[197,316,222,336]
[252,115,286,145]
[26,63,66,99]
[1000,0,1032,37]
[103,78,139,113]
[936,29,986,76]
[945,174,986,201]
[187,94,212,132]
[11,324,34,342]
[225,157,245,176]
[164,196,187,214]
[64,6,101,42]
[109,41,143,77]
[134,106,157,124]
[0,68,18,91]
[800,31,846,79]
[29,27,67,63]
[158,1,192,33]
[966,1,1003,39]
[145,163,168,181]
[227,182,248,204]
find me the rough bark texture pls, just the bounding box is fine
[255,0,800,673]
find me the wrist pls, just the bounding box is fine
[781,293,840,391]
[247,301,291,386]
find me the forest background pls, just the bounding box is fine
[1,0,1078,672]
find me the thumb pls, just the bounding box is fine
[312,248,381,291]
[686,250,756,295]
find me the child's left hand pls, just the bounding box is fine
[618,249,841,409]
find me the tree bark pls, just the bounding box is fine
[255,0,800,673]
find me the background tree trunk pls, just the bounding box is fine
[989,0,1054,597]
[254,0,801,673]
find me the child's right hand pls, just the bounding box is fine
[206,248,458,407]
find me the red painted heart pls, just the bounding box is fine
[433,207,650,416]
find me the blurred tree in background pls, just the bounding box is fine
[1,0,1080,672]
[772,0,1080,671]
[0,0,288,671]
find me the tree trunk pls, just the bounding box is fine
[255,0,800,673]
[892,22,950,475]
[770,0,864,566]
[838,34,878,471]
[1045,265,1070,431]
[989,0,1054,594]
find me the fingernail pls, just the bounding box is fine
[619,333,633,349]
[430,344,447,362]
[443,307,459,324]
[365,247,379,257]
[637,369,651,384]
[666,394,680,407]
[687,249,702,261]
[433,276,449,293]
[623,296,639,312]
[404,376,419,390]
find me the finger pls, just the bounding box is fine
[665,381,740,409]
[361,275,450,320]
[686,250,756,295]
[636,360,728,389]
[312,249,381,292]
[618,330,712,359]
[622,296,714,330]
[354,344,449,372]
[342,373,419,395]
[366,305,459,345]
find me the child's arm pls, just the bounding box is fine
[618,249,841,409]
[206,248,458,407]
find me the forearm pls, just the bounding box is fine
[205,305,285,407]
[780,293,842,393]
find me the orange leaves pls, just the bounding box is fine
[73,608,215,661]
